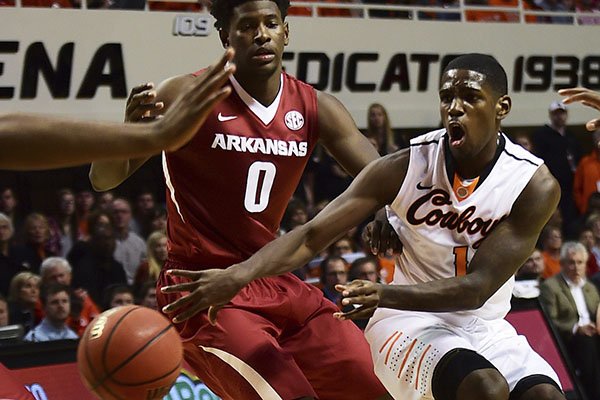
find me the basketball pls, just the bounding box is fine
[77,305,183,400]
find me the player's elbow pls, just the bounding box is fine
[463,276,496,310]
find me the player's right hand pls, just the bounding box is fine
[363,208,402,256]
[154,49,235,152]
[125,82,164,123]
[558,87,600,131]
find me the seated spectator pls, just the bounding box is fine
[11,213,57,274]
[319,256,349,306]
[149,207,167,234]
[540,225,563,278]
[137,280,157,310]
[0,187,24,238]
[281,199,309,234]
[574,129,600,213]
[95,191,115,213]
[24,283,78,342]
[540,242,600,400]
[465,0,520,22]
[0,294,8,327]
[364,103,400,155]
[39,257,100,337]
[75,185,96,240]
[103,284,134,310]
[348,256,381,283]
[111,198,146,285]
[7,272,42,334]
[0,213,25,297]
[513,248,544,300]
[47,188,79,258]
[579,227,600,276]
[69,223,127,306]
[133,231,167,294]
[131,189,157,240]
[511,131,534,152]
[536,0,575,23]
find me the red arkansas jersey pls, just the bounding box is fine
[162,72,318,268]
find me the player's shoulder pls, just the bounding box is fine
[155,73,197,106]
[502,134,543,167]
[409,128,445,147]
[284,72,315,92]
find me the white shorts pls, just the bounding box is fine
[365,309,561,400]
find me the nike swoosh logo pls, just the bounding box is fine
[217,113,237,122]
[416,182,434,190]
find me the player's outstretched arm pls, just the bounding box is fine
[160,150,409,324]
[88,49,234,190]
[559,87,600,131]
[337,165,561,320]
[0,50,234,172]
[317,91,403,255]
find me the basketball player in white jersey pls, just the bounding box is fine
[163,54,566,400]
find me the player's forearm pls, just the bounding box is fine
[378,274,489,312]
[230,224,327,285]
[0,113,162,170]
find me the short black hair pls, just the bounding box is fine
[211,0,290,30]
[40,283,71,305]
[443,53,508,97]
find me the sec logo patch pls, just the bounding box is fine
[284,111,304,131]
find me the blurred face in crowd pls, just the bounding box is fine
[514,135,532,152]
[355,261,379,283]
[333,238,354,255]
[44,264,72,286]
[25,215,49,245]
[561,248,587,284]
[112,199,132,231]
[0,218,13,243]
[45,291,70,325]
[151,212,167,233]
[152,236,168,263]
[549,109,567,129]
[19,278,40,306]
[521,249,544,275]
[59,192,75,216]
[324,259,348,289]
[137,193,155,214]
[141,287,157,310]
[76,190,95,213]
[97,192,115,212]
[0,189,17,214]
[289,207,307,230]
[579,229,595,251]
[0,300,8,327]
[92,226,116,257]
[368,105,386,131]
[544,228,562,251]
[111,292,134,308]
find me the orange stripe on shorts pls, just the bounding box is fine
[384,332,403,366]
[415,344,432,390]
[397,339,418,379]
[379,330,399,354]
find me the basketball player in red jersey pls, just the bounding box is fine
[90,0,392,399]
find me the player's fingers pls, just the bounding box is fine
[161,294,195,314]
[334,305,376,320]
[160,281,199,293]
[190,64,235,105]
[172,303,205,324]
[369,221,382,255]
[208,304,224,325]
[561,93,600,111]
[165,269,202,279]
[127,82,154,101]
[341,294,377,307]
[389,234,403,254]
[586,118,600,131]
[191,76,234,114]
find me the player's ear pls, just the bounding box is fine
[219,29,230,49]
[496,95,511,121]
[283,21,289,46]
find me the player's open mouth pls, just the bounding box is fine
[448,122,465,147]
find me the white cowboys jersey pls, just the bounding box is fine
[386,129,543,322]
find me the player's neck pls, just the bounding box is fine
[234,69,282,107]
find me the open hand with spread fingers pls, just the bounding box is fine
[160,265,249,325]
[558,87,600,131]
[333,280,383,321]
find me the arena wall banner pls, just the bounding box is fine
[0,8,599,128]
[8,361,221,400]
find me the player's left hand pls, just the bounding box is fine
[363,208,402,256]
[333,280,382,320]
[160,267,246,325]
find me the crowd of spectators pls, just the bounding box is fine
[1,0,598,25]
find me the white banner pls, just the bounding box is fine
[1,8,598,128]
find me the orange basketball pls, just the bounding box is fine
[77,305,183,400]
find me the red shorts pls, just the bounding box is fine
[157,262,387,400]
